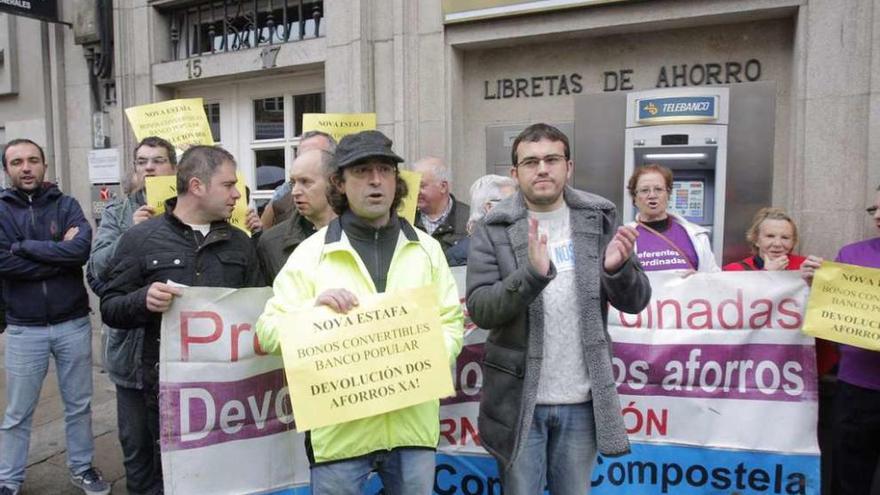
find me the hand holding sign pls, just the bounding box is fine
[147,282,184,313]
[133,205,157,225]
[316,288,360,313]
[803,261,880,350]
[278,285,454,431]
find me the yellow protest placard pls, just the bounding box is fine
[802,261,880,350]
[144,172,251,236]
[125,98,215,154]
[278,285,454,431]
[144,175,177,215]
[397,170,421,225]
[302,113,377,142]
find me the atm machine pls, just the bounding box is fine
[623,88,729,262]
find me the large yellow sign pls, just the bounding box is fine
[278,286,454,431]
[125,98,215,153]
[803,261,880,350]
[301,113,377,143]
[144,172,251,236]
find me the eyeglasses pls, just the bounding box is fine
[135,157,170,167]
[516,154,566,170]
[635,186,668,197]
[868,206,879,215]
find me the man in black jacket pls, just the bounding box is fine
[0,139,109,495]
[100,145,264,493]
[87,135,177,495]
[257,149,336,282]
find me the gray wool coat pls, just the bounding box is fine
[465,186,651,469]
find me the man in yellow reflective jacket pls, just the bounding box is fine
[256,130,463,495]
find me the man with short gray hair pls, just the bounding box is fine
[100,145,264,492]
[413,156,470,253]
[445,174,517,266]
[87,135,177,495]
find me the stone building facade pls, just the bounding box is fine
[0,0,878,260]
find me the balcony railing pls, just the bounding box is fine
[166,0,324,60]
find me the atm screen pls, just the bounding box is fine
[670,179,706,222]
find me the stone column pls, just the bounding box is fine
[793,0,877,257]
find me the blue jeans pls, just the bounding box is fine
[0,316,95,489]
[310,448,435,495]
[501,402,597,495]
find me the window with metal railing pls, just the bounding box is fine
[165,0,324,61]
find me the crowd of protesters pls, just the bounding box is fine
[0,124,877,495]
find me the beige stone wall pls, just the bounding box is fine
[0,15,51,175]
[324,0,449,165]
[456,18,793,201]
[2,0,877,260]
[789,0,880,258]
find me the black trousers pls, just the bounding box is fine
[832,380,880,495]
[116,362,163,495]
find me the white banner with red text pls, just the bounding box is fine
[159,270,819,494]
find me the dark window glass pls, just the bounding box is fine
[254,97,284,140]
[255,148,285,191]
[172,1,324,60]
[204,103,221,142]
[293,92,325,136]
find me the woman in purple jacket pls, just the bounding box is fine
[803,184,880,495]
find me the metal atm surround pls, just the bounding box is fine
[623,123,727,262]
[631,144,718,228]
[574,83,776,266]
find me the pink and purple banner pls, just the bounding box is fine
[159,270,820,494]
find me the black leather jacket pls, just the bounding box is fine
[100,199,265,364]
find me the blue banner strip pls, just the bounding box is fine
[260,442,820,494]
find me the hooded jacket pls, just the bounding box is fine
[0,183,92,326]
[466,187,651,468]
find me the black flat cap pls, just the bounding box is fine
[334,130,404,170]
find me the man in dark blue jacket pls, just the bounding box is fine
[0,139,109,495]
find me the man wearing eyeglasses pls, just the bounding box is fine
[466,123,651,494]
[802,185,880,495]
[87,136,177,495]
